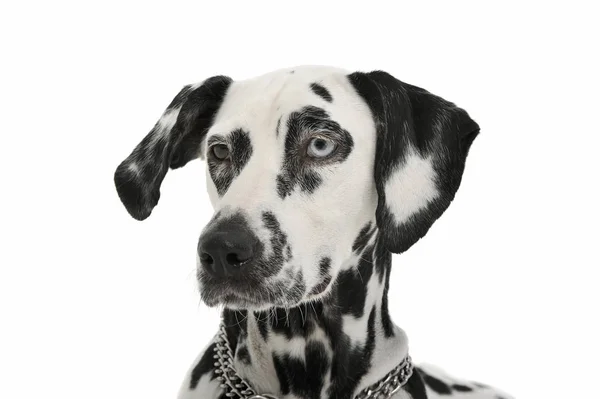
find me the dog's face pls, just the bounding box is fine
[115,66,479,310]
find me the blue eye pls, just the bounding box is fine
[307,137,336,158]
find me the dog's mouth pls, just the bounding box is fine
[202,288,274,311]
[198,271,307,311]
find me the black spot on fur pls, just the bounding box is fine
[381,287,394,337]
[352,222,375,253]
[404,369,429,399]
[261,211,287,276]
[207,129,253,196]
[236,345,252,365]
[269,307,314,339]
[272,354,291,394]
[222,309,248,352]
[337,245,374,318]
[328,306,377,398]
[273,341,329,399]
[419,369,452,394]
[452,384,474,392]
[310,82,333,102]
[255,311,270,340]
[189,342,217,389]
[376,238,394,337]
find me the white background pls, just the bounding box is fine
[1,1,598,398]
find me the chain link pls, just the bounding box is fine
[354,356,413,399]
[213,322,259,398]
[214,320,412,399]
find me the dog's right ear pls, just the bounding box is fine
[114,76,232,221]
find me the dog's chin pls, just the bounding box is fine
[200,286,305,311]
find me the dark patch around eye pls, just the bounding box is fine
[276,106,353,199]
[207,129,253,195]
[300,170,322,193]
[310,82,333,102]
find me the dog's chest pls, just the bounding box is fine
[232,320,335,399]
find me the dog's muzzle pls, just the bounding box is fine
[196,212,272,307]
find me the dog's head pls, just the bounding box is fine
[115,66,479,310]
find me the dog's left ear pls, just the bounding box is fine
[349,71,480,253]
[114,75,232,221]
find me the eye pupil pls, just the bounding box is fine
[314,139,326,150]
[307,137,335,158]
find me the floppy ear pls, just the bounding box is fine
[114,75,232,220]
[349,71,480,253]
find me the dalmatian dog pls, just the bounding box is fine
[114,66,512,399]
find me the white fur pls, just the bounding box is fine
[157,108,180,133]
[384,146,439,225]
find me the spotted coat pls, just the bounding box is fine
[114,66,512,399]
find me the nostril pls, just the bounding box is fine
[225,252,250,266]
[200,252,214,265]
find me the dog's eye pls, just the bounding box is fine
[211,144,230,160]
[307,137,336,158]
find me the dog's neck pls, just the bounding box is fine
[220,233,409,398]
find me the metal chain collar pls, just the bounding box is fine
[213,320,413,399]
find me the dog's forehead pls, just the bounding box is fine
[207,66,372,140]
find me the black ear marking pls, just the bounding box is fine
[349,71,479,253]
[114,76,232,220]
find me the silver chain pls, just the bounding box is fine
[214,320,413,399]
[213,322,263,398]
[354,355,413,399]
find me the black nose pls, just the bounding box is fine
[198,229,256,278]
